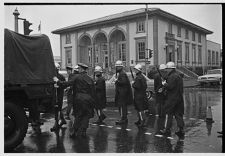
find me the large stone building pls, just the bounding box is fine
[206,40,221,72]
[52,8,214,75]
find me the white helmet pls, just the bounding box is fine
[159,64,167,70]
[94,66,103,73]
[115,60,124,67]
[73,65,79,72]
[55,63,60,70]
[134,64,142,72]
[166,62,176,69]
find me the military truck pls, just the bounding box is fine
[4,29,56,151]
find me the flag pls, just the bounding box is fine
[38,21,41,32]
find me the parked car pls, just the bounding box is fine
[198,69,222,85]
[106,72,154,103]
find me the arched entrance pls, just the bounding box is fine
[79,35,92,66]
[93,32,108,70]
[109,29,126,70]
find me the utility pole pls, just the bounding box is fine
[145,4,149,75]
[13,8,20,33]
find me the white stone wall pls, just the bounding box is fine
[206,40,221,68]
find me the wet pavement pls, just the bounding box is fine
[10,86,222,153]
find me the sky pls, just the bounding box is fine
[4,4,222,56]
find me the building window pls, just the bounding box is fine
[198,33,201,43]
[95,45,100,63]
[88,47,92,64]
[136,40,146,60]
[192,44,196,64]
[137,21,145,33]
[185,29,189,39]
[177,41,182,62]
[168,23,172,33]
[208,50,211,65]
[212,51,215,65]
[198,46,202,64]
[65,34,71,44]
[118,42,126,62]
[185,43,189,62]
[216,51,219,65]
[177,26,181,37]
[192,31,195,41]
[65,48,72,66]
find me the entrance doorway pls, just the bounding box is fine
[166,45,175,62]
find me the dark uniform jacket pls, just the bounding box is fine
[60,72,96,118]
[132,72,148,111]
[115,70,133,107]
[67,73,79,105]
[163,70,184,115]
[154,71,167,104]
[95,76,106,109]
[56,73,66,105]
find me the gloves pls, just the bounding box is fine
[158,88,163,93]
[162,80,167,86]
[53,76,59,82]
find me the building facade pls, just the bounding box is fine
[205,40,221,72]
[52,8,213,75]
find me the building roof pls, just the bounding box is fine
[52,8,213,34]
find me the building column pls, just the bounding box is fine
[153,16,158,66]
[92,43,95,67]
[107,42,111,71]
[126,22,130,68]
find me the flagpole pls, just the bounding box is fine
[40,21,41,34]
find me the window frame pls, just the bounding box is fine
[177,25,181,37]
[136,20,145,33]
[136,39,146,61]
[208,50,211,65]
[185,43,189,63]
[185,29,189,39]
[212,51,215,65]
[65,33,71,44]
[177,41,182,62]
[192,44,196,64]
[65,48,72,67]
[198,46,202,64]
[192,31,195,41]
[198,33,201,43]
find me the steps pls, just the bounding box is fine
[177,66,199,79]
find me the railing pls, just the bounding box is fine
[177,66,199,79]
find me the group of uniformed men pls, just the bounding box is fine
[52,60,185,139]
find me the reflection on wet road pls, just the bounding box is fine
[11,87,222,153]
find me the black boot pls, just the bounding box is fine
[159,129,171,137]
[115,118,128,125]
[138,119,146,127]
[100,113,106,121]
[175,128,185,139]
[134,119,141,126]
[93,118,102,124]
[50,122,59,132]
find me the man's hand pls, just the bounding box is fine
[162,80,167,86]
[53,76,59,82]
[158,88,163,93]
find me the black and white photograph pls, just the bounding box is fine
[2,1,223,154]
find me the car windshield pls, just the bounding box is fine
[207,70,222,75]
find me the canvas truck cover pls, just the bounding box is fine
[4,29,56,85]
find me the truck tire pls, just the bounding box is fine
[4,101,28,151]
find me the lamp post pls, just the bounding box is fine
[145,4,149,75]
[13,8,20,33]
